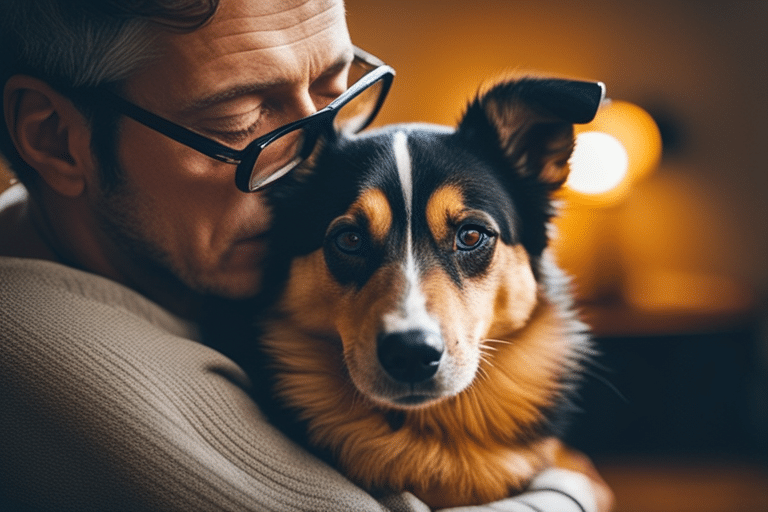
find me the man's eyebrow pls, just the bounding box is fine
[180,81,284,114]
[319,48,355,78]
[179,51,355,115]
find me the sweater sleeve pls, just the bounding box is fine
[438,469,598,512]
[0,257,426,512]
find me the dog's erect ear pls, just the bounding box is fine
[458,78,605,188]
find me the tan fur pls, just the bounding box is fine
[425,185,465,243]
[350,188,392,243]
[486,244,540,337]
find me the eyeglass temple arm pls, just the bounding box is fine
[89,89,244,164]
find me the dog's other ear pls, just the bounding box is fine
[458,78,605,189]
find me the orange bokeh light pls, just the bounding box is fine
[565,100,662,206]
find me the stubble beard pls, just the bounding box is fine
[92,166,260,303]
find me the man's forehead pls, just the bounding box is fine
[124,0,350,112]
[176,50,354,115]
[181,0,346,54]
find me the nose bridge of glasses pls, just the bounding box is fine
[254,66,390,161]
[237,52,393,192]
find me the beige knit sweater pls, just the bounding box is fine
[0,257,596,512]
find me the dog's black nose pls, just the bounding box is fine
[377,330,443,384]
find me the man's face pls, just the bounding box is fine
[90,0,352,301]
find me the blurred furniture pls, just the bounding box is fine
[565,293,768,512]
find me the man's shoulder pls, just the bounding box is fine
[0,256,199,341]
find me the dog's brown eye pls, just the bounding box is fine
[335,229,364,254]
[456,225,488,251]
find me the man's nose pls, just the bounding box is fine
[287,89,320,121]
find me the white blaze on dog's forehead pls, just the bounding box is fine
[392,130,414,266]
[382,131,442,338]
[393,131,413,215]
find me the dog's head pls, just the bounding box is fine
[267,78,604,411]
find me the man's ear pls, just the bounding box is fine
[457,78,605,189]
[4,75,97,197]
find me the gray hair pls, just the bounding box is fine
[1,0,218,87]
[9,6,154,88]
[0,0,219,188]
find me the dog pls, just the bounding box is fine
[256,77,605,509]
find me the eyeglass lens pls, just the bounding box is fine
[247,128,306,190]
[246,58,385,191]
[333,58,384,136]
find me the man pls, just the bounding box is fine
[0,0,611,510]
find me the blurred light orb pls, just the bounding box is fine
[568,131,629,195]
[565,100,662,205]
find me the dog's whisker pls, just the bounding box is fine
[480,345,496,358]
[477,365,492,384]
[476,352,496,384]
[482,337,513,346]
[580,366,629,404]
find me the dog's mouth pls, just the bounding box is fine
[364,380,455,411]
[391,392,443,408]
[394,394,432,406]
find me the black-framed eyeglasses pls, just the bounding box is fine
[88,47,394,192]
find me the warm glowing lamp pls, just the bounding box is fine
[565,100,662,205]
[568,131,629,195]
